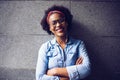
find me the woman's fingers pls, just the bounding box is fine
[76,57,83,65]
[47,68,57,76]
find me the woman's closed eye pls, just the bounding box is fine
[51,18,65,26]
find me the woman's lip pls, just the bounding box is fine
[56,28,64,31]
[57,29,63,32]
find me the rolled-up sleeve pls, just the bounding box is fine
[36,43,60,80]
[66,41,91,80]
[66,66,80,79]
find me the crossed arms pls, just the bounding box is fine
[47,57,83,80]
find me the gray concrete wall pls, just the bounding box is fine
[0,0,120,80]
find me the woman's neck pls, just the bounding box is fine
[56,35,68,49]
[56,35,68,43]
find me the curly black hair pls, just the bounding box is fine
[41,5,73,35]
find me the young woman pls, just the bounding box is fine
[36,5,90,80]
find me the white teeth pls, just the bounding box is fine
[57,29,62,31]
[56,28,63,31]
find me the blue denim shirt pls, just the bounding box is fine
[36,37,90,80]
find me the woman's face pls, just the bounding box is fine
[48,13,68,37]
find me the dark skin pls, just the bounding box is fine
[47,13,84,80]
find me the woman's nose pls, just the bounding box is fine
[56,22,61,27]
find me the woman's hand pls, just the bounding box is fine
[76,56,83,65]
[47,68,57,76]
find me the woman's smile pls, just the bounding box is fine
[55,27,64,32]
[48,13,67,37]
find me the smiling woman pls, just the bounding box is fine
[36,5,91,80]
[48,13,68,44]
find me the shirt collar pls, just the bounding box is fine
[51,36,74,46]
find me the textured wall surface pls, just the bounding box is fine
[0,0,120,80]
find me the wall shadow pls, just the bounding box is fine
[69,20,120,80]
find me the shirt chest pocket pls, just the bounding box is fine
[47,50,62,69]
[47,50,58,57]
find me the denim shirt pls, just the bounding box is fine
[36,37,90,80]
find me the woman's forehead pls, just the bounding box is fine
[49,13,64,21]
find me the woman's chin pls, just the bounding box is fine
[56,32,66,37]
